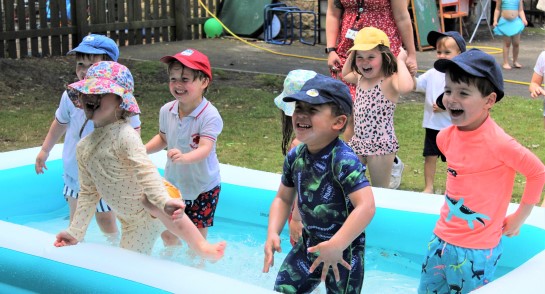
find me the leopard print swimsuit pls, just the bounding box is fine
[349,79,399,156]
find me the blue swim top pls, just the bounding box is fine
[501,0,519,10]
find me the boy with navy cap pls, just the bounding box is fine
[263,74,376,293]
[418,49,545,293]
[414,30,466,194]
[35,34,141,241]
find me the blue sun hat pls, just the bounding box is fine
[67,34,119,62]
[274,70,317,116]
[68,61,140,115]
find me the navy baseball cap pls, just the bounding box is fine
[427,31,466,53]
[435,49,504,109]
[283,74,352,116]
[68,34,119,62]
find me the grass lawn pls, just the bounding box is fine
[1,57,544,203]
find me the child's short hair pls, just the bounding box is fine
[434,49,504,109]
[283,74,352,132]
[68,34,119,61]
[427,31,467,53]
[160,48,212,81]
[348,27,397,77]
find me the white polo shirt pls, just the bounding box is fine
[159,98,222,201]
[55,90,141,192]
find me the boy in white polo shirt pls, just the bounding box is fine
[146,48,222,245]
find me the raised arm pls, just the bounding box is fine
[391,0,418,75]
[341,51,359,85]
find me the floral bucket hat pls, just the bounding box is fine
[274,69,317,116]
[68,61,140,115]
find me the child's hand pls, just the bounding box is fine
[167,148,186,163]
[307,240,351,282]
[54,231,78,247]
[397,47,408,62]
[432,103,444,112]
[35,149,49,174]
[164,198,186,217]
[262,233,282,273]
[502,213,524,237]
[530,86,545,98]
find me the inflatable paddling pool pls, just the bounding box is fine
[0,145,543,293]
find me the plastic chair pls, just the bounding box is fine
[439,0,469,36]
[263,2,317,46]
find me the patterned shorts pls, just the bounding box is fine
[184,185,220,228]
[418,234,503,294]
[63,184,112,213]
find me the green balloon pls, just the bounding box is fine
[204,18,223,38]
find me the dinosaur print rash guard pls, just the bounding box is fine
[434,115,545,249]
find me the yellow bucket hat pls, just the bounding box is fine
[348,27,390,52]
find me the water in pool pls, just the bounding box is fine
[14,206,420,293]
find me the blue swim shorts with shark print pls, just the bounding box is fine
[418,234,503,294]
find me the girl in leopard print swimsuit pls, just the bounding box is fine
[342,27,414,187]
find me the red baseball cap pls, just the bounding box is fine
[160,48,212,81]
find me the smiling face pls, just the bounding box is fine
[75,55,104,81]
[354,48,384,80]
[442,74,496,131]
[436,37,461,60]
[168,62,209,112]
[79,93,122,127]
[292,101,346,153]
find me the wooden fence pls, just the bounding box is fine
[0,0,220,58]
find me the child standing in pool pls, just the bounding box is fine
[145,49,222,246]
[341,27,414,188]
[418,49,545,293]
[54,61,226,259]
[35,34,141,239]
[263,73,375,293]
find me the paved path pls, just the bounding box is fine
[120,28,544,98]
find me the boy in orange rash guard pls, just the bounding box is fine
[418,49,545,294]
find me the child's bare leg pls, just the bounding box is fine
[512,34,522,68]
[502,37,512,69]
[367,154,396,188]
[161,230,182,246]
[198,227,208,239]
[423,156,437,193]
[142,198,225,260]
[95,211,119,234]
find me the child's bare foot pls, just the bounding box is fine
[422,188,434,194]
[502,64,512,70]
[513,62,523,68]
[196,241,227,261]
